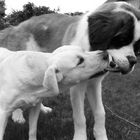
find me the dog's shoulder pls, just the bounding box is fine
[21,51,50,71]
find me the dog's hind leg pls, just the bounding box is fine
[70,82,87,140]
[87,77,108,140]
[0,109,9,140]
[29,103,41,140]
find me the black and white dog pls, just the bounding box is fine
[1,2,140,140]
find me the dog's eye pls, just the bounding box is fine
[77,56,84,66]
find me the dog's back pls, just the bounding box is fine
[0,14,80,52]
[0,48,13,63]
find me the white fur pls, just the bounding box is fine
[71,15,90,51]
[108,43,136,73]
[0,46,109,140]
[134,21,140,41]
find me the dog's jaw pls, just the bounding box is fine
[89,69,108,79]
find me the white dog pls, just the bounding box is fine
[0,46,113,140]
[0,2,140,140]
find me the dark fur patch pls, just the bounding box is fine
[134,39,140,55]
[88,9,134,51]
[26,14,79,52]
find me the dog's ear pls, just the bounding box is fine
[88,10,134,50]
[43,65,63,95]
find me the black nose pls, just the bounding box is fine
[103,51,109,60]
[127,56,137,67]
[109,61,116,68]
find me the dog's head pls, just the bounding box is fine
[43,45,113,94]
[86,2,140,74]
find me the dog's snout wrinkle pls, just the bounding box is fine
[127,56,137,67]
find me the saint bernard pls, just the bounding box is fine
[0,2,140,140]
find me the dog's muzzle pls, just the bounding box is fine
[89,69,108,79]
[90,52,117,79]
[106,56,137,74]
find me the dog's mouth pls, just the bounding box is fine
[89,56,134,79]
[105,61,133,75]
[106,66,133,75]
[105,57,133,75]
[106,66,121,72]
[89,69,108,79]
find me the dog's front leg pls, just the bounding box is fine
[29,103,41,140]
[70,81,87,140]
[87,77,108,140]
[0,109,9,140]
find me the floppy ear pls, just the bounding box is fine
[88,10,134,50]
[43,65,63,95]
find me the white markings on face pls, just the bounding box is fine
[109,43,135,57]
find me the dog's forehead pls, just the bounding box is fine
[53,51,80,64]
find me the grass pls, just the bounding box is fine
[3,57,140,140]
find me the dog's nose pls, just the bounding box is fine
[102,51,116,68]
[109,61,116,68]
[127,56,137,67]
[103,51,109,60]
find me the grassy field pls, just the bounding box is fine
[3,58,140,140]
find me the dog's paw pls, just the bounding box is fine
[96,137,108,140]
[41,105,52,114]
[12,109,25,124]
[73,129,87,140]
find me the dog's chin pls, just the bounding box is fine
[89,69,108,79]
[106,66,133,75]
